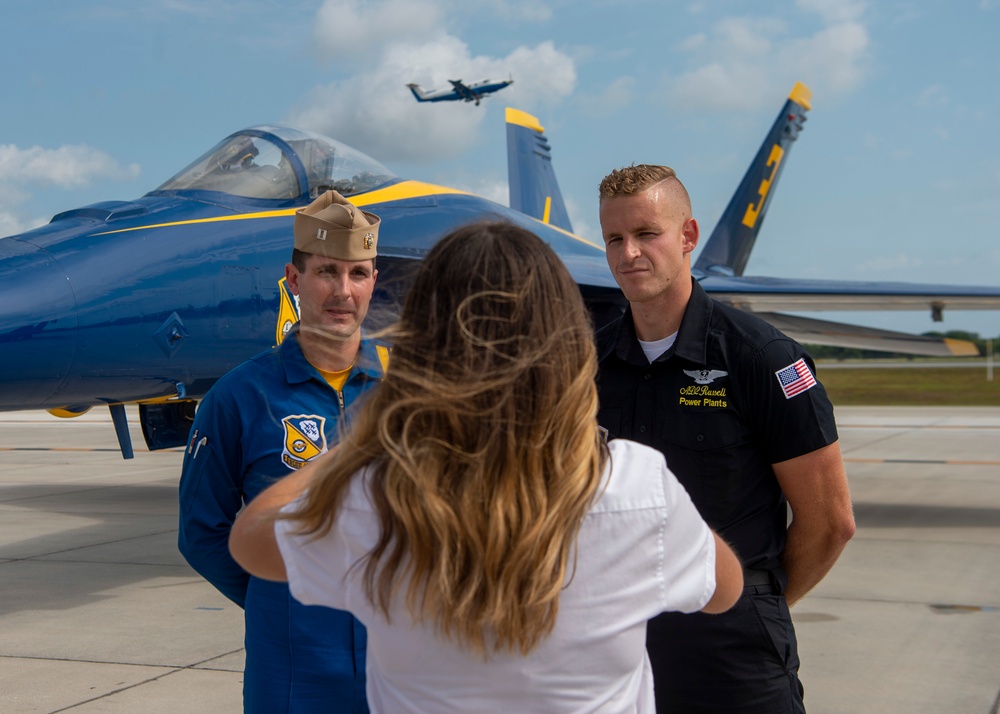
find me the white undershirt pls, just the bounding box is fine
[639,332,678,363]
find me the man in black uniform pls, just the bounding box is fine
[595,164,855,713]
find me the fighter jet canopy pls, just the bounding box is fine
[154,125,397,202]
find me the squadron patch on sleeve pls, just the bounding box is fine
[281,414,328,469]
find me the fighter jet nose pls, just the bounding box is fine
[0,236,78,409]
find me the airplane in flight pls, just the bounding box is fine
[2,82,999,458]
[407,77,513,106]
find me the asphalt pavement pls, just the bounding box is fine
[1,406,999,713]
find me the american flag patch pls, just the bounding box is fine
[775,358,817,399]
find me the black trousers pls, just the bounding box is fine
[647,588,805,714]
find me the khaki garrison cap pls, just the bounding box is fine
[293,190,380,260]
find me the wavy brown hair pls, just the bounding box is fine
[288,220,607,656]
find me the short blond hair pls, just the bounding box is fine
[598,164,680,198]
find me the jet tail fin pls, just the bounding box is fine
[693,82,811,277]
[505,107,573,232]
[406,83,430,102]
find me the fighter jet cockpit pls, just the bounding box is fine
[154,125,397,201]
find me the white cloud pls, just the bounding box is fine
[0,213,27,239]
[312,0,446,62]
[917,83,949,106]
[565,194,598,245]
[0,145,140,238]
[678,33,707,52]
[0,144,139,188]
[475,0,552,22]
[795,0,865,24]
[578,76,637,117]
[287,20,575,164]
[714,16,784,57]
[668,62,772,111]
[0,185,36,238]
[505,41,576,96]
[661,17,788,110]
[784,20,868,93]
[663,6,869,111]
[448,177,509,206]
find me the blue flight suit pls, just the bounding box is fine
[178,326,386,713]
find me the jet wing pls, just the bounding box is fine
[700,275,1000,314]
[701,274,1000,354]
[448,80,476,102]
[750,312,981,357]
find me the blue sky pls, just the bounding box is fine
[2,0,998,339]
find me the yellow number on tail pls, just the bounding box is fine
[742,144,784,228]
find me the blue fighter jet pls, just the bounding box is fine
[0,113,614,457]
[2,83,999,458]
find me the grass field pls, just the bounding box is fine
[815,364,1000,406]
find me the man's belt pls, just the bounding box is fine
[743,568,782,595]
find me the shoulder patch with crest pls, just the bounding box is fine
[281,414,327,469]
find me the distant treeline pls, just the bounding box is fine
[804,331,998,360]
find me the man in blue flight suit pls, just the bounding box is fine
[178,190,387,713]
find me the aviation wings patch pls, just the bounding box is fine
[683,369,728,385]
[281,414,327,469]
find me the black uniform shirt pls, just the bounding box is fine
[596,279,838,572]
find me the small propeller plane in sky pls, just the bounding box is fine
[406,77,513,106]
[3,82,999,458]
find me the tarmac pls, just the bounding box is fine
[1,405,999,713]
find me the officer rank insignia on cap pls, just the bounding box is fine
[293,189,380,261]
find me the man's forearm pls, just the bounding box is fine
[781,516,852,605]
[773,442,856,606]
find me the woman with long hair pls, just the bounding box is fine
[230,221,742,713]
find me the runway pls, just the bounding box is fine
[2,406,999,713]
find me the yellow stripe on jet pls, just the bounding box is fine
[94,181,473,236]
[95,208,297,235]
[91,179,604,251]
[350,181,473,206]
